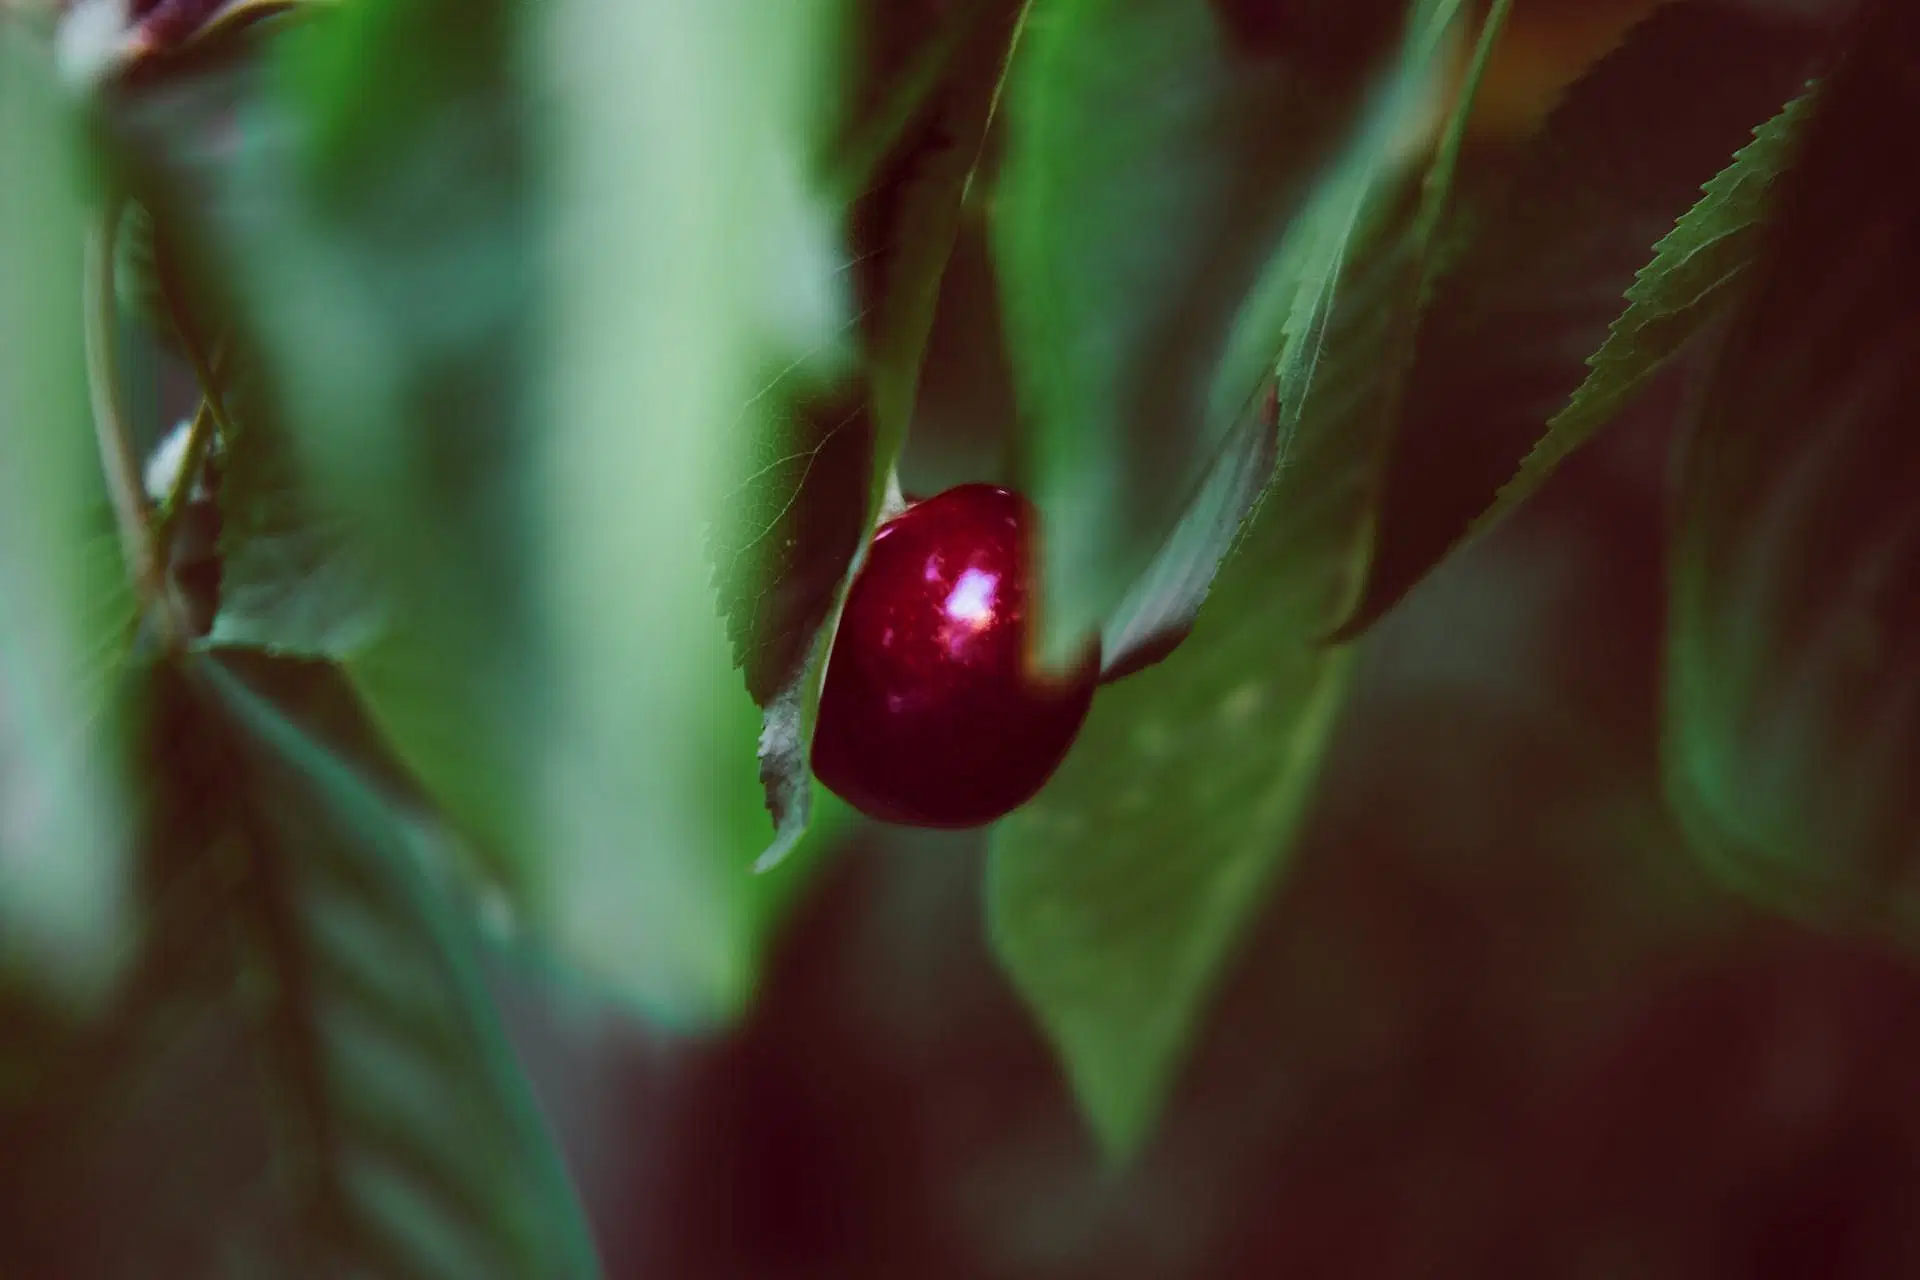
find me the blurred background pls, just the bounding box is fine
[488,5,1920,1276]
[22,1,1920,1276]
[501,344,1920,1280]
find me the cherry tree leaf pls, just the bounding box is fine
[1479,84,1817,530]
[207,375,387,657]
[0,24,139,1012]
[989,0,1507,1159]
[102,652,600,1276]
[107,0,853,1022]
[1666,0,1920,938]
[1338,0,1824,638]
[1096,384,1281,684]
[994,0,1461,666]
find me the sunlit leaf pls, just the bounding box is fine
[1666,0,1920,938]
[0,24,138,1012]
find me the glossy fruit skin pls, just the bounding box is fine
[811,484,1098,828]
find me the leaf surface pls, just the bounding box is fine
[1480,85,1816,529]
[0,651,600,1276]
[0,25,139,1012]
[208,374,387,657]
[1339,0,1821,637]
[1665,0,1920,937]
[989,0,1506,1158]
[994,0,1458,663]
[111,0,853,1020]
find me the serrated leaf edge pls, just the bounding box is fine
[1472,84,1818,536]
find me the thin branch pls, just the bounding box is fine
[85,197,188,651]
[84,202,159,588]
[154,229,241,448]
[150,391,219,564]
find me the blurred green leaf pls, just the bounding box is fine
[1,649,595,1278]
[93,652,596,1276]
[1666,0,1920,938]
[993,0,1457,664]
[209,0,553,936]
[1338,0,1821,638]
[527,0,851,1005]
[208,372,387,657]
[1092,0,1457,682]
[0,24,139,1013]
[1481,85,1816,532]
[111,200,184,353]
[291,0,840,1020]
[989,0,1509,1159]
[113,0,856,1023]
[0,896,296,1276]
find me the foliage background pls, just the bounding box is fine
[8,0,1920,1276]
[517,0,1920,1267]
[506,368,1920,1279]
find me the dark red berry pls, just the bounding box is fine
[811,484,1098,828]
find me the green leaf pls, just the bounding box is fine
[1095,384,1281,683]
[111,201,183,352]
[988,0,1509,1159]
[0,906,295,1275]
[205,0,552,932]
[108,0,855,1019]
[1089,0,1477,686]
[1,653,599,1277]
[125,651,596,1276]
[993,0,1460,664]
[1338,0,1823,638]
[709,381,871,710]
[0,24,139,1012]
[520,0,853,980]
[208,372,387,658]
[1665,0,1920,939]
[1481,86,1817,534]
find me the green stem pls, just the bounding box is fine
[156,245,240,448]
[150,390,221,567]
[85,197,188,650]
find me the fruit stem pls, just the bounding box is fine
[84,197,188,652]
[154,215,240,450]
[150,388,220,567]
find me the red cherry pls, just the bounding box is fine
[810,484,1098,828]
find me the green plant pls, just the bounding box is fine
[1,0,1905,1271]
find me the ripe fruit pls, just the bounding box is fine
[811,484,1098,828]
